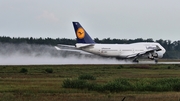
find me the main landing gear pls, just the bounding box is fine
[150,57,159,64]
[133,58,139,63]
[154,59,158,64]
[133,58,158,64]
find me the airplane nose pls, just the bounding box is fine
[157,50,165,58]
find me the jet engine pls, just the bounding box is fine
[152,53,158,58]
[148,52,163,59]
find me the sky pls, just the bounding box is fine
[0,0,180,41]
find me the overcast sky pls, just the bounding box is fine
[0,0,180,41]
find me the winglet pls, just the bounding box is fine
[72,22,95,44]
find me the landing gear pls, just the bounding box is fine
[133,59,139,63]
[154,59,158,64]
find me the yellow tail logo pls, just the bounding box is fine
[76,28,85,39]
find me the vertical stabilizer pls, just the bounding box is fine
[72,22,95,44]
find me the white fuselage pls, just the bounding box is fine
[76,42,166,59]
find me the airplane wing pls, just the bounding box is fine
[126,45,162,58]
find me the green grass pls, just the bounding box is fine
[62,78,180,92]
[0,64,179,101]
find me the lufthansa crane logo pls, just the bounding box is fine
[76,28,85,39]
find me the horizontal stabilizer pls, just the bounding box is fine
[54,46,61,50]
[76,44,94,48]
[54,46,92,54]
[57,44,75,48]
[57,44,76,49]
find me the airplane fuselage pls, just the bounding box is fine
[76,42,166,59]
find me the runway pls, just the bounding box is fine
[0,56,180,65]
[139,61,180,64]
[0,43,180,65]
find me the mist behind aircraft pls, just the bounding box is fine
[0,43,132,65]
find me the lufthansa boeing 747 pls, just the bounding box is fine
[55,22,166,63]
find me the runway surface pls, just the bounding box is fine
[139,61,180,64]
[0,56,180,65]
[0,43,179,65]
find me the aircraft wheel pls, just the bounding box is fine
[155,59,158,63]
[133,59,139,63]
[136,60,139,63]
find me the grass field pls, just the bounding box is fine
[0,64,180,101]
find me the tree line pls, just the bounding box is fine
[0,36,180,59]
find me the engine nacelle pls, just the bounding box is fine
[152,53,158,58]
[148,52,164,59]
[156,51,164,58]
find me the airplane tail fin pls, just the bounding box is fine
[72,22,95,44]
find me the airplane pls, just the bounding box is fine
[55,22,166,63]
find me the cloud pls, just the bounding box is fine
[37,10,59,22]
